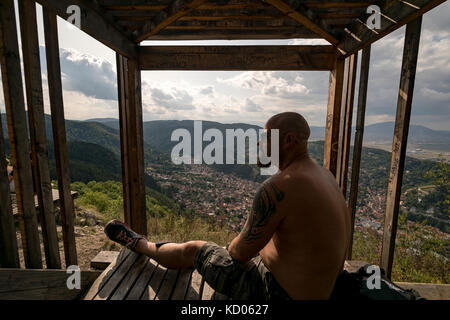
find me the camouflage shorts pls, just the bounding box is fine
[194,242,292,300]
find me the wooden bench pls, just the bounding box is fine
[84,250,450,300]
[11,189,78,216]
[0,268,101,300]
[83,248,229,300]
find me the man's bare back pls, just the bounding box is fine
[259,158,350,299]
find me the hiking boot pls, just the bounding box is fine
[104,220,145,252]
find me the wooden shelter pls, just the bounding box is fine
[0,0,448,299]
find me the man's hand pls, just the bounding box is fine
[228,181,285,263]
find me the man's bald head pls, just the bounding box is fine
[266,112,310,142]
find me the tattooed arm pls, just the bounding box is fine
[228,181,285,263]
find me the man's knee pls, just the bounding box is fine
[182,241,206,262]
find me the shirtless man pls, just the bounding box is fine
[105,112,350,300]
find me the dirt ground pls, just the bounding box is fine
[16,219,121,270]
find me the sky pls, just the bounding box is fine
[0,1,449,130]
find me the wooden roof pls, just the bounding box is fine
[36,0,445,57]
[100,0,372,42]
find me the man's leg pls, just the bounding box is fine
[104,218,207,269]
[135,240,207,269]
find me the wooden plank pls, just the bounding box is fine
[90,250,120,270]
[117,54,146,236]
[168,18,303,28]
[83,249,132,300]
[19,0,61,270]
[347,46,371,259]
[265,0,339,44]
[338,0,445,56]
[134,0,209,42]
[0,0,42,269]
[36,0,137,59]
[139,45,337,71]
[110,254,149,300]
[185,269,203,300]
[0,268,101,300]
[343,260,368,273]
[323,57,345,177]
[42,7,78,267]
[201,279,215,300]
[94,250,140,300]
[144,27,319,40]
[12,189,78,216]
[171,268,194,300]
[304,1,373,9]
[102,0,271,10]
[0,113,19,268]
[381,17,422,279]
[116,53,131,226]
[178,15,287,21]
[126,258,157,300]
[395,282,450,300]
[336,53,358,196]
[141,263,167,300]
[155,268,180,300]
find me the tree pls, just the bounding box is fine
[425,157,449,215]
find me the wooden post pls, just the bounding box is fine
[19,0,61,269]
[117,54,131,227]
[347,46,371,259]
[381,17,422,279]
[117,54,147,236]
[0,112,19,268]
[43,7,77,266]
[324,57,344,176]
[337,53,358,197]
[0,0,43,269]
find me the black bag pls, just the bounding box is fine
[330,264,424,300]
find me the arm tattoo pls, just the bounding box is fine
[242,183,284,242]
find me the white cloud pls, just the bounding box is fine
[218,71,309,97]
[40,46,118,101]
[243,98,262,112]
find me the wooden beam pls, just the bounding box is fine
[304,1,373,9]
[381,17,422,279]
[139,45,337,71]
[117,54,147,236]
[117,54,131,230]
[143,27,319,40]
[134,0,209,43]
[0,0,43,269]
[264,0,339,44]
[0,268,101,300]
[0,113,19,268]
[337,53,358,196]
[101,0,271,11]
[347,46,371,260]
[338,0,445,56]
[42,7,77,266]
[169,17,302,28]
[323,57,345,176]
[19,0,61,270]
[36,0,137,59]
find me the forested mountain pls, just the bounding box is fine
[2,115,446,231]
